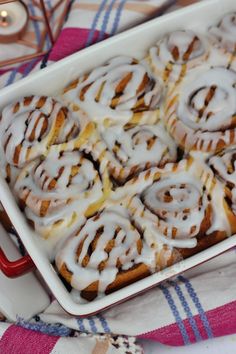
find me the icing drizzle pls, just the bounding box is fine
[0,96,80,168]
[117,157,231,250]
[165,66,236,152]
[56,206,156,294]
[149,30,208,83]
[56,205,179,296]
[63,56,163,126]
[101,121,177,183]
[209,12,236,53]
[14,149,108,256]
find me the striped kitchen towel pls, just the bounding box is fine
[1,248,236,353]
[0,322,142,354]
[20,249,236,344]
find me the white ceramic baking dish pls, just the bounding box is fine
[0,0,236,316]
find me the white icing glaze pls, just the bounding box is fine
[149,30,208,83]
[63,56,163,125]
[209,147,236,216]
[164,66,236,152]
[209,12,236,53]
[0,141,20,185]
[143,176,206,238]
[115,157,231,250]
[13,149,106,255]
[178,67,236,131]
[101,121,177,182]
[0,96,80,168]
[56,206,156,294]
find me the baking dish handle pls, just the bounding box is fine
[0,247,35,278]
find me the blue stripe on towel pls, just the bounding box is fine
[23,58,38,77]
[159,283,190,344]
[98,0,117,42]
[168,280,202,342]
[40,51,50,69]
[110,0,128,36]
[178,275,213,339]
[77,317,86,332]
[96,314,111,333]
[88,316,98,333]
[17,317,71,337]
[29,4,41,46]
[86,0,108,47]
[5,69,18,87]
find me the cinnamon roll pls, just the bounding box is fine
[0,142,19,186]
[99,121,177,184]
[56,206,180,300]
[116,157,231,258]
[63,56,163,127]
[148,30,209,86]
[0,95,96,187]
[208,13,236,71]
[164,66,236,152]
[14,149,111,256]
[208,147,236,233]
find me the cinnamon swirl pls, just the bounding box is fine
[115,157,230,258]
[97,121,177,184]
[164,66,236,152]
[148,30,209,86]
[63,56,163,127]
[14,149,111,255]
[208,147,236,234]
[209,13,236,70]
[56,206,180,300]
[0,96,94,184]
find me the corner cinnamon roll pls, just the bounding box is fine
[208,147,236,234]
[209,13,236,70]
[164,66,236,152]
[56,206,180,300]
[0,96,93,184]
[148,30,209,86]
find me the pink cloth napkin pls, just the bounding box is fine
[1,0,236,353]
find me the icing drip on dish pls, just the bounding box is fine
[164,66,236,152]
[0,96,80,168]
[149,30,208,83]
[63,56,163,126]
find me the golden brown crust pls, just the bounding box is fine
[59,261,151,301]
[80,264,151,301]
[178,230,227,259]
